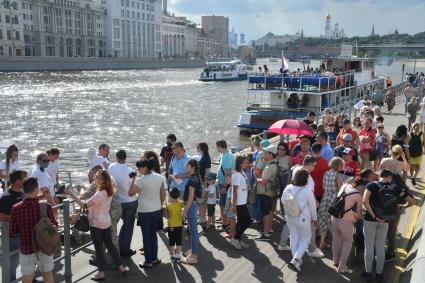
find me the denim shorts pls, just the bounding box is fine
[219,194,227,207]
[257,194,272,216]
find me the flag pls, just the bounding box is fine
[281,51,289,72]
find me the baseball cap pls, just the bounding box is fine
[342,133,353,142]
[206,172,217,180]
[342,119,351,125]
[260,139,270,148]
[263,144,277,155]
[342,148,355,157]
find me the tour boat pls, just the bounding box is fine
[199,60,248,82]
[237,56,385,134]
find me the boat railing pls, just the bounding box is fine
[248,72,356,93]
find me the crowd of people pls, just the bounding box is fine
[1,75,425,282]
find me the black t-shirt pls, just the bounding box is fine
[198,154,211,182]
[160,144,173,171]
[303,119,314,126]
[363,181,407,222]
[0,188,24,215]
[183,175,202,202]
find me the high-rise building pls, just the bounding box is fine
[239,33,245,44]
[103,0,162,58]
[201,15,229,57]
[228,27,238,48]
[324,14,331,38]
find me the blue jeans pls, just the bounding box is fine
[188,202,199,255]
[119,200,138,254]
[0,235,20,281]
[250,195,262,221]
[10,236,19,281]
[139,210,161,264]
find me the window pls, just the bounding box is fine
[127,11,130,17]
[66,38,72,57]
[132,1,134,8]
[6,30,11,40]
[113,19,119,26]
[0,29,2,40]
[121,9,124,17]
[125,0,129,7]
[132,11,135,18]
[113,27,120,39]
[5,15,10,24]
[75,39,81,56]
[121,0,124,6]
[15,31,19,40]
[137,12,140,19]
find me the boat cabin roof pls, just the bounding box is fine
[206,60,242,66]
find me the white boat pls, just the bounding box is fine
[199,60,248,82]
[238,56,385,134]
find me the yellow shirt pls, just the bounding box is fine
[166,201,184,228]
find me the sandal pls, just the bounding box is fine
[90,273,106,281]
[118,266,129,273]
[182,255,198,265]
[139,262,153,269]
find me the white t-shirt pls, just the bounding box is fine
[0,159,20,183]
[135,173,164,213]
[46,160,60,186]
[108,162,137,203]
[291,165,315,192]
[30,164,55,198]
[88,156,108,170]
[207,184,217,205]
[231,171,248,205]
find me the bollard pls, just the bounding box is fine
[62,199,72,281]
[1,221,11,283]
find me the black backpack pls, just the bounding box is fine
[374,181,398,221]
[328,187,360,218]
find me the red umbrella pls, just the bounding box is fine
[268,119,313,136]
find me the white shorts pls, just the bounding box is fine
[20,252,54,276]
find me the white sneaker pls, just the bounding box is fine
[239,240,249,249]
[307,248,325,258]
[277,244,291,251]
[229,238,242,250]
[290,258,302,272]
[338,266,353,274]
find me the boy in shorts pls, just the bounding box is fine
[166,188,184,262]
[206,173,217,230]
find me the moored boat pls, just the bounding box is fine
[237,56,385,134]
[199,60,248,82]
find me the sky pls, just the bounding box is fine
[168,0,425,41]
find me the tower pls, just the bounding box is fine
[240,33,246,44]
[163,0,167,13]
[370,24,375,36]
[325,14,331,38]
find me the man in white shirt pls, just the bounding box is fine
[107,149,137,257]
[98,144,110,168]
[30,153,55,199]
[46,148,60,188]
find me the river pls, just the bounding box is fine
[0,58,424,184]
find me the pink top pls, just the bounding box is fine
[87,190,112,229]
[339,185,363,221]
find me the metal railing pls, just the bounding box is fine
[0,198,91,283]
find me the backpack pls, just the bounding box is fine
[409,132,423,158]
[282,185,306,217]
[374,181,398,221]
[328,186,360,218]
[267,160,282,196]
[33,202,61,256]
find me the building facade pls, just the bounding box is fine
[103,0,162,58]
[201,15,228,57]
[0,0,25,56]
[0,0,107,57]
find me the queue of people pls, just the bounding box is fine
[0,93,422,283]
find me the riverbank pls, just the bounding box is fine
[0,57,207,72]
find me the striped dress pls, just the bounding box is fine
[318,170,340,234]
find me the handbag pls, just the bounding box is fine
[73,204,90,232]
